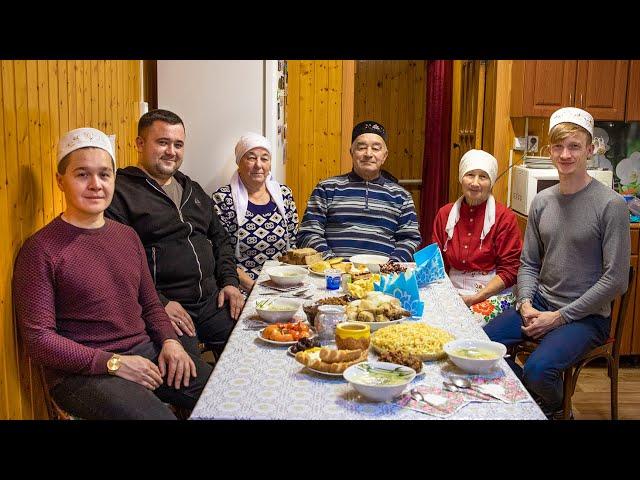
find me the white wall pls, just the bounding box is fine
[158,60,269,195]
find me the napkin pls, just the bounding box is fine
[413,243,446,288]
[397,385,470,418]
[374,269,424,317]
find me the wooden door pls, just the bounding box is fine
[575,60,629,120]
[353,60,427,215]
[625,60,640,121]
[450,60,486,202]
[511,60,577,117]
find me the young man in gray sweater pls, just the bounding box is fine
[484,107,630,419]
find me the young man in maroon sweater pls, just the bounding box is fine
[13,127,213,420]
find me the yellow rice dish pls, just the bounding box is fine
[371,323,455,361]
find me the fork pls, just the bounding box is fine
[281,287,314,299]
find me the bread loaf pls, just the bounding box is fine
[291,248,317,261]
[308,350,368,373]
[302,253,323,265]
[281,248,322,265]
[295,350,311,366]
[319,347,362,363]
[296,348,367,373]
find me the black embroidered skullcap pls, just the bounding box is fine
[351,120,387,143]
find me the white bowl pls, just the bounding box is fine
[343,361,416,402]
[443,339,506,374]
[350,254,390,273]
[255,298,301,323]
[265,265,308,286]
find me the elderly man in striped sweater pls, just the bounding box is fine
[298,121,421,261]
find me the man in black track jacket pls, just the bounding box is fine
[106,109,244,358]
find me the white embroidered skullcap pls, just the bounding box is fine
[57,127,116,171]
[234,132,272,165]
[458,149,498,186]
[549,107,594,136]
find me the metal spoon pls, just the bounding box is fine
[443,380,488,399]
[443,382,459,392]
[449,376,506,402]
[410,388,447,411]
[410,388,426,402]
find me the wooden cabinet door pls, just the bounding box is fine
[575,60,629,120]
[625,60,640,121]
[511,60,577,117]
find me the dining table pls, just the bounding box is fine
[190,260,546,420]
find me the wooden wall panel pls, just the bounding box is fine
[353,60,427,215]
[491,61,514,206]
[285,60,348,220]
[0,60,142,419]
[1,61,23,421]
[0,62,10,421]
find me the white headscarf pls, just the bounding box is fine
[230,133,289,258]
[444,149,498,252]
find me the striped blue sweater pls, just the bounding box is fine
[298,171,421,261]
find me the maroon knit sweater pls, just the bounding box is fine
[13,216,178,386]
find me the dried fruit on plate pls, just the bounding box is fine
[262,322,311,342]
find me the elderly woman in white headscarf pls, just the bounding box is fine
[431,149,522,323]
[213,133,299,292]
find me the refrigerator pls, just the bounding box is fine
[157,60,287,195]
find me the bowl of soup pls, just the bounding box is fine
[265,265,308,286]
[343,361,416,402]
[255,298,301,322]
[349,255,390,274]
[443,339,506,374]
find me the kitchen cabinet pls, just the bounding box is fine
[515,212,639,356]
[511,60,629,120]
[625,60,640,121]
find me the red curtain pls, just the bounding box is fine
[419,60,453,247]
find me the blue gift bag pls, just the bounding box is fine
[413,243,446,288]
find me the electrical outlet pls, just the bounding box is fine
[513,136,539,152]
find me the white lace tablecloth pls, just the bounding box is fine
[190,261,546,420]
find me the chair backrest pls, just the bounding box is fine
[611,265,635,358]
[38,364,73,420]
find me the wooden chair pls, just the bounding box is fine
[512,266,634,420]
[39,364,192,420]
[199,341,221,366]
[38,365,78,420]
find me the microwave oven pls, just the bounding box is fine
[510,165,614,216]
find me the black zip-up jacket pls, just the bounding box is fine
[105,166,239,306]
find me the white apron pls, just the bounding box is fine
[449,268,515,324]
[448,268,513,296]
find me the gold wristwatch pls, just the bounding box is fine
[107,354,121,375]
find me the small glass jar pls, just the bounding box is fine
[325,268,342,290]
[335,322,370,351]
[314,305,346,343]
[340,273,352,292]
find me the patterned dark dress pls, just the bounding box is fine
[213,184,298,280]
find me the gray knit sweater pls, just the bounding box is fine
[518,179,630,322]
